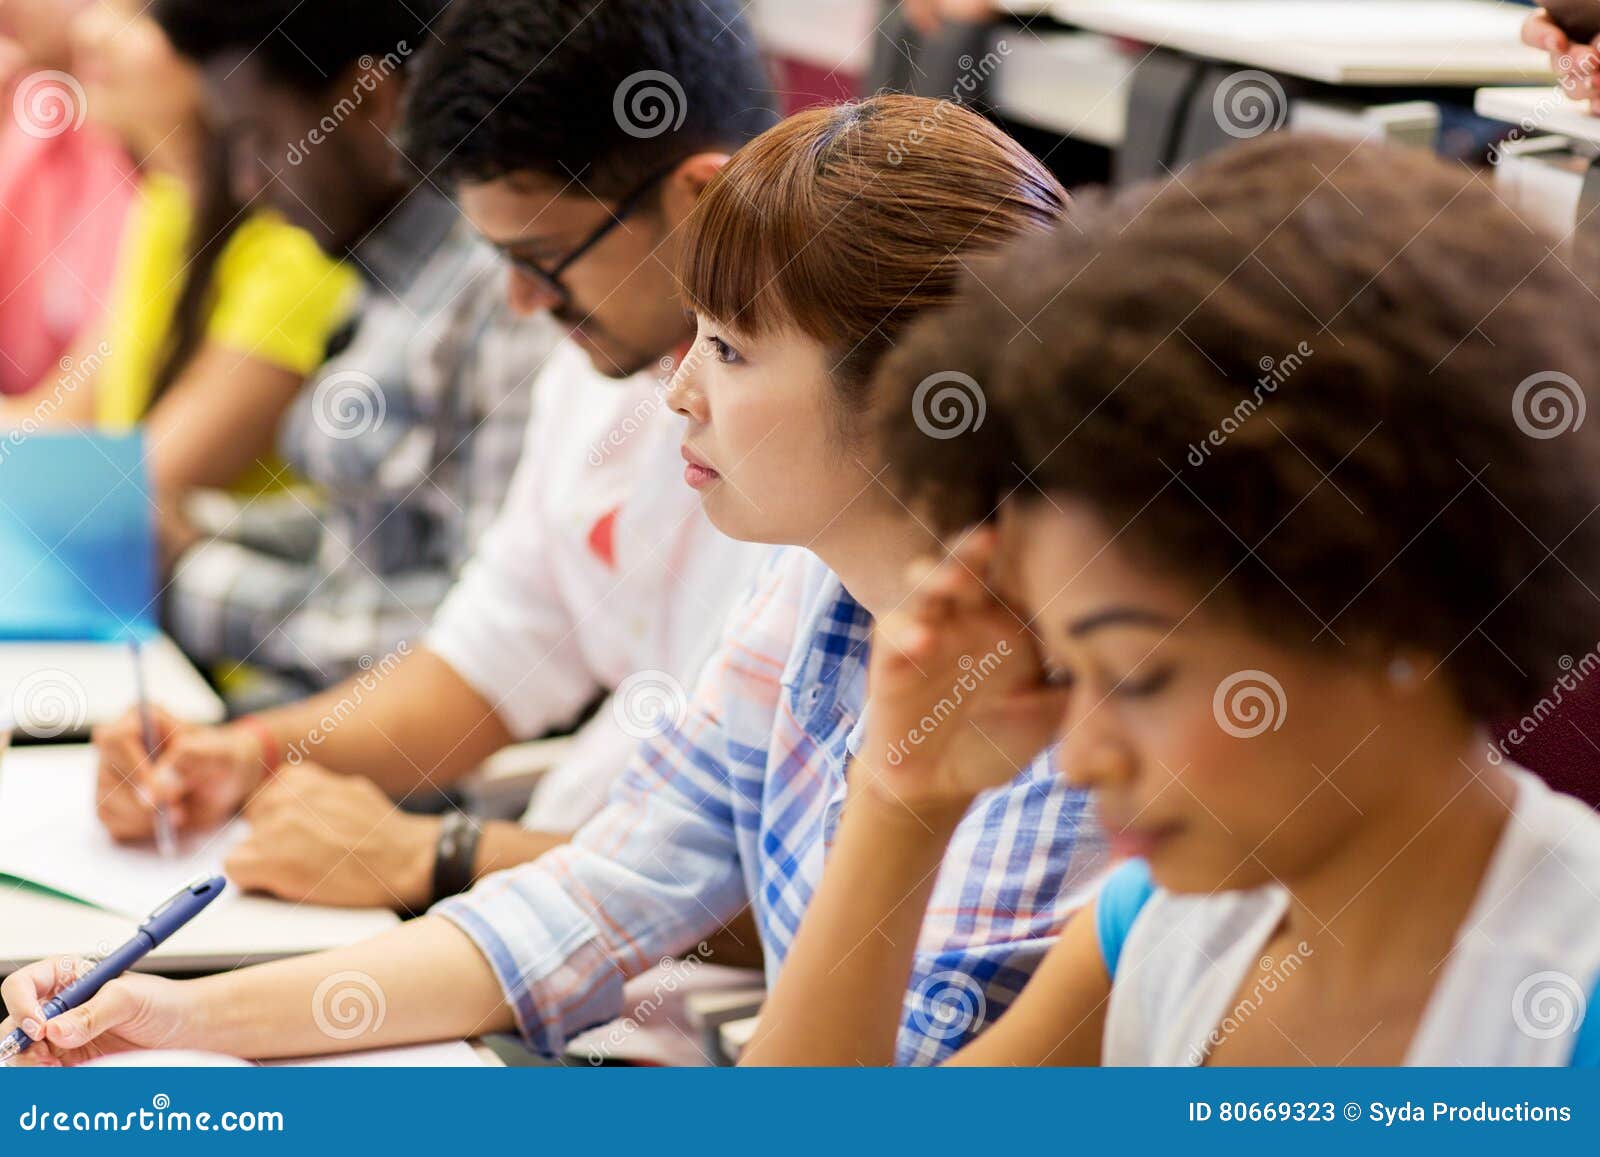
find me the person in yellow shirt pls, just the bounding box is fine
[0,0,356,555]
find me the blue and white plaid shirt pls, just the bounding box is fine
[437,547,1107,1064]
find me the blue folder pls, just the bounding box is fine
[0,432,156,641]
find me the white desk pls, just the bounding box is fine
[1476,85,1600,146]
[749,0,877,74]
[995,31,1140,145]
[1051,0,1554,86]
[0,632,224,740]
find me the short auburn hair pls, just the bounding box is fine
[877,132,1600,723]
[678,95,1067,416]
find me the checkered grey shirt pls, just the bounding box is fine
[167,189,555,694]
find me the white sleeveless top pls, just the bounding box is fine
[1103,767,1600,1066]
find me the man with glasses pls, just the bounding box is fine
[93,0,777,923]
[131,0,550,709]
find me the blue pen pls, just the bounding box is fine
[0,875,225,1064]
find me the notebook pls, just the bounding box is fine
[0,746,396,969]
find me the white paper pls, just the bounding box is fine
[0,746,246,918]
[264,1041,483,1067]
[84,1042,483,1068]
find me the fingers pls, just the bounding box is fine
[223,838,303,901]
[43,980,137,1053]
[1528,11,1600,101]
[1525,11,1570,54]
[1,958,80,1044]
[93,732,158,842]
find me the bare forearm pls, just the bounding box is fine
[257,649,515,795]
[741,781,964,1067]
[473,821,568,882]
[144,346,303,494]
[187,916,514,1060]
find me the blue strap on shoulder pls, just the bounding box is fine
[1571,979,1600,1067]
[1095,858,1157,978]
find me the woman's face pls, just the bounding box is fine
[668,313,879,546]
[1001,498,1424,895]
[69,0,198,148]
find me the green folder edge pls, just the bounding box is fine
[0,874,98,908]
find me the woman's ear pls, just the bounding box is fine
[660,153,731,225]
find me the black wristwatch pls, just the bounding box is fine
[430,811,483,905]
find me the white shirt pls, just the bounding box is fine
[427,341,769,830]
[1104,766,1600,1066]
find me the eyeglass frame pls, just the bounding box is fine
[500,163,681,309]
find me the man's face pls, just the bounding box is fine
[202,52,394,254]
[458,170,697,379]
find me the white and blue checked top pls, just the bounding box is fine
[435,546,1108,1064]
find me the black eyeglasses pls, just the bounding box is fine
[502,165,678,309]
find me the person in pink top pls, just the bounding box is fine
[0,0,132,396]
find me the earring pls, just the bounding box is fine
[1387,656,1417,690]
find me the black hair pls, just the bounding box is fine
[877,133,1600,723]
[401,0,777,197]
[149,130,239,406]
[151,0,446,93]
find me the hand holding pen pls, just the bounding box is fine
[0,877,225,1065]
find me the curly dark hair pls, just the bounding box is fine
[876,133,1600,722]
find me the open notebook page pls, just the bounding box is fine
[0,745,248,918]
[80,1042,484,1068]
[0,747,397,963]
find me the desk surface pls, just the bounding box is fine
[1052,0,1554,86]
[1477,85,1600,146]
[0,633,224,739]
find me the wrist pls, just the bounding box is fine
[229,716,280,793]
[848,768,971,839]
[400,816,444,914]
[183,972,246,1055]
[428,811,484,909]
